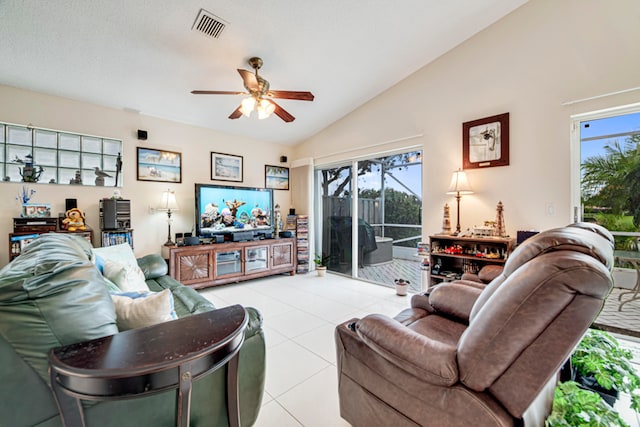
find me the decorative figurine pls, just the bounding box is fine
[495,201,506,237]
[15,154,44,182]
[62,208,86,231]
[114,152,122,187]
[274,204,282,234]
[69,170,82,185]
[94,167,112,186]
[442,203,452,235]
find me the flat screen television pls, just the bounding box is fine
[195,183,274,240]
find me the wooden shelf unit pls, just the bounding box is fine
[169,238,296,289]
[428,235,515,286]
[9,226,93,262]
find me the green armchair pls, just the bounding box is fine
[0,233,265,427]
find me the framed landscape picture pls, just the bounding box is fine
[211,152,243,182]
[462,112,510,169]
[265,165,289,190]
[136,147,182,183]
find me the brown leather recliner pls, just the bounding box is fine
[335,223,614,427]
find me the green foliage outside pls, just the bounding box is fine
[571,330,640,412]
[320,151,423,249]
[545,381,630,427]
[360,188,421,247]
[581,134,640,242]
[546,330,640,426]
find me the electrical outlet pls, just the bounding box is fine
[546,203,555,216]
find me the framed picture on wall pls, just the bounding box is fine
[136,147,182,183]
[265,165,289,190]
[211,152,243,182]
[462,112,510,169]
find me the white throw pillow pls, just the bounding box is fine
[92,243,138,268]
[111,289,177,331]
[103,259,149,292]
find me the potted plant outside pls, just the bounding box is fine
[314,253,330,277]
[571,329,640,411]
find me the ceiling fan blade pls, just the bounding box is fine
[237,69,259,92]
[268,90,315,102]
[228,106,243,120]
[191,90,246,95]
[268,100,295,123]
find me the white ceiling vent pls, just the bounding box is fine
[192,9,228,39]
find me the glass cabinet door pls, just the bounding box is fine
[245,246,268,272]
[215,250,242,276]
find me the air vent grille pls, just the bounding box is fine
[192,9,228,39]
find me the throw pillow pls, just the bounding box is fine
[103,259,150,292]
[92,243,142,275]
[111,289,177,331]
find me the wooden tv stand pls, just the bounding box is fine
[168,238,296,289]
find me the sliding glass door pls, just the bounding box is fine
[316,150,422,286]
[317,164,353,275]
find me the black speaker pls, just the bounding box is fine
[280,155,288,163]
[137,129,148,140]
[101,199,118,230]
[65,198,77,211]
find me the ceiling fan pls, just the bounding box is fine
[191,57,314,123]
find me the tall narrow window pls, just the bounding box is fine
[574,106,640,289]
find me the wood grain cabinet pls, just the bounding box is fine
[169,238,296,289]
[428,235,515,286]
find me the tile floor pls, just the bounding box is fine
[199,273,639,427]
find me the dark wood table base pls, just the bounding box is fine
[49,305,248,427]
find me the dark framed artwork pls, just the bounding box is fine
[265,165,289,190]
[211,152,243,182]
[462,112,510,169]
[136,147,182,183]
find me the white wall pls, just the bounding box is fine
[0,85,292,267]
[293,0,640,239]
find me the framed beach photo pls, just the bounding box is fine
[211,152,243,182]
[462,112,510,170]
[136,147,182,183]
[22,203,51,218]
[265,165,289,190]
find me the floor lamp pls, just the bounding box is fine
[446,169,473,235]
[157,189,179,246]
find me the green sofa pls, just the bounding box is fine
[0,233,265,427]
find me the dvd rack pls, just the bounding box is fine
[288,214,309,274]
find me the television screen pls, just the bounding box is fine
[195,184,273,237]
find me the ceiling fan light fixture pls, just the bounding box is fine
[240,97,256,117]
[258,99,275,120]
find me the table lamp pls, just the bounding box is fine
[446,169,473,235]
[157,189,179,246]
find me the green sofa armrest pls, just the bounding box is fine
[137,254,168,279]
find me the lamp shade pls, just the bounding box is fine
[447,169,473,195]
[157,189,179,211]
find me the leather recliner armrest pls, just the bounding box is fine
[356,314,458,386]
[429,282,483,323]
[137,254,169,279]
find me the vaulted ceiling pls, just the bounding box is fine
[0,1,528,145]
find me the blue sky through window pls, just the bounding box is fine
[580,111,640,162]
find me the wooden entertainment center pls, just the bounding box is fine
[168,238,296,289]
